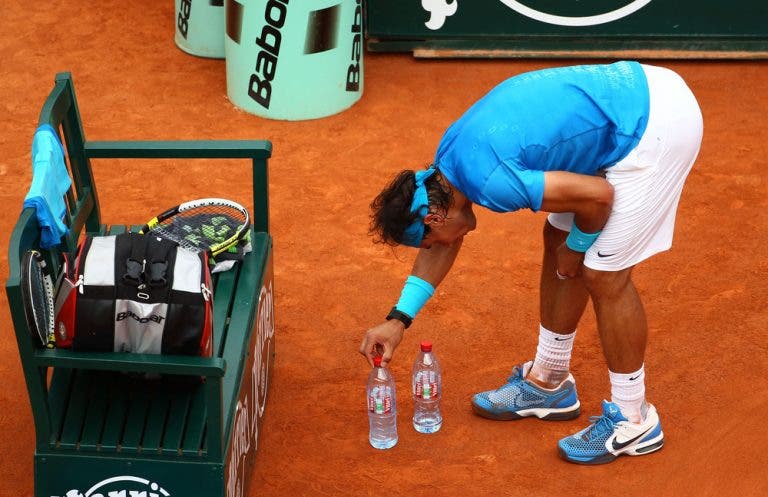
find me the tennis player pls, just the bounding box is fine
[359,61,703,464]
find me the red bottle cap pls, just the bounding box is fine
[420,340,432,352]
[374,356,383,367]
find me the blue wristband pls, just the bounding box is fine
[395,275,435,319]
[565,224,601,252]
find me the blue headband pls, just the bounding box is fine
[401,167,437,247]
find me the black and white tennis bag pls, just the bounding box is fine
[55,232,213,356]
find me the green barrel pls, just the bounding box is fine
[175,0,226,59]
[224,0,364,120]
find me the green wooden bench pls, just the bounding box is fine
[5,73,276,497]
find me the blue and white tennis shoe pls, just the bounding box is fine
[471,361,581,421]
[558,399,664,464]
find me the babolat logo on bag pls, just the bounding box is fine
[54,232,213,356]
[116,309,166,324]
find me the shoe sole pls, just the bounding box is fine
[559,432,665,465]
[472,401,581,421]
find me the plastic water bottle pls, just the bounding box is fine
[412,340,442,433]
[367,356,398,449]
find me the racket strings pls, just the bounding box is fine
[24,254,55,347]
[28,267,49,333]
[154,210,247,252]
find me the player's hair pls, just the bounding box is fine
[369,166,453,246]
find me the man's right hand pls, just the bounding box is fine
[359,319,406,367]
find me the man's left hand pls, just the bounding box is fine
[556,243,585,279]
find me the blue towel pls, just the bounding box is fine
[23,124,71,248]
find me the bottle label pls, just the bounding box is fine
[369,386,393,414]
[413,370,439,400]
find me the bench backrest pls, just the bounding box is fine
[39,73,102,249]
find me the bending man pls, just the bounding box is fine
[359,61,703,465]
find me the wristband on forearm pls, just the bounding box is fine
[390,275,435,326]
[565,223,601,252]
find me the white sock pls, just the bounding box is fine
[532,324,576,384]
[610,365,646,423]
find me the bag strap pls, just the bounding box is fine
[145,236,176,288]
[119,233,177,290]
[122,233,147,287]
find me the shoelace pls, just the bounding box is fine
[583,414,615,441]
[492,368,524,395]
[506,365,524,384]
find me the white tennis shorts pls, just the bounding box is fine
[548,64,704,271]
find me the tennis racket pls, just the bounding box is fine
[139,198,250,256]
[20,250,56,348]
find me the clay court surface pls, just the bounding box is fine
[1,1,767,496]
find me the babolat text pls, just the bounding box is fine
[178,0,192,38]
[116,310,166,325]
[248,0,289,109]
[346,0,362,92]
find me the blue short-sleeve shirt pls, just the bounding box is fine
[435,61,650,212]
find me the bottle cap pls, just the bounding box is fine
[420,340,432,352]
[373,356,383,367]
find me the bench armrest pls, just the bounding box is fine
[84,140,272,159]
[33,349,226,377]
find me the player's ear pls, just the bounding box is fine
[423,212,445,226]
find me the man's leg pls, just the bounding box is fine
[557,265,663,465]
[582,266,648,422]
[470,220,586,421]
[528,221,590,388]
[582,266,646,372]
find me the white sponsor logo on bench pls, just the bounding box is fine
[422,0,653,30]
[225,281,275,497]
[53,475,170,497]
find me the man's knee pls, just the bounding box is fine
[582,266,633,298]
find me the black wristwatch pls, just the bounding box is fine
[386,307,412,329]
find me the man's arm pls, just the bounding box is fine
[541,171,614,230]
[359,238,464,366]
[540,171,614,278]
[412,236,464,287]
